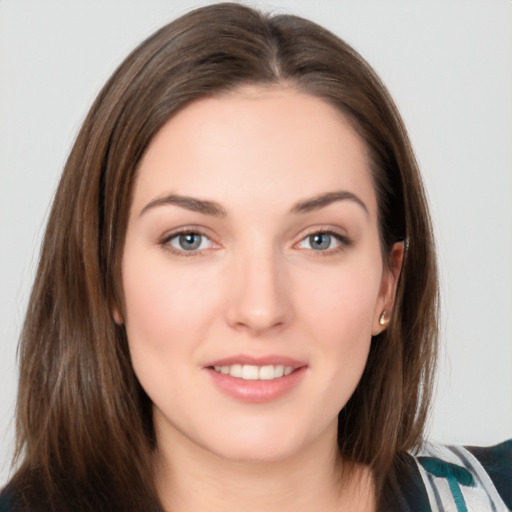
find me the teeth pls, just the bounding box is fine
[212,364,295,380]
[241,365,259,380]
[274,365,284,378]
[259,365,275,380]
[230,364,242,378]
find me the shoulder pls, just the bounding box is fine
[0,486,15,512]
[465,439,512,509]
[404,438,512,511]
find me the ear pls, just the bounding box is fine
[372,242,404,335]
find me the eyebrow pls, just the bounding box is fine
[139,190,368,218]
[140,194,227,217]
[290,191,369,215]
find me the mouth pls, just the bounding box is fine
[204,356,307,402]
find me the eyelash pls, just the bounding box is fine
[160,227,352,257]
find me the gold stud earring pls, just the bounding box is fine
[379,310,388,326]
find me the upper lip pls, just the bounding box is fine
[204,354,307,369]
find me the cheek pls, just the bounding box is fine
[123,250,213,332]
[296,258,383,335]
[294,257,382,390]
[120,249,222,379]
[121,255,224,419]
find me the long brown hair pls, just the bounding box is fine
[6,3,438,510]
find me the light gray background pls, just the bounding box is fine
[1,0,511,486]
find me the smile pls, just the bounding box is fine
[212,364,294,380]
[205,356,307,402]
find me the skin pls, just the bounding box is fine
[118,86,403,511]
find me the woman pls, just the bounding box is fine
[1,3,510,511]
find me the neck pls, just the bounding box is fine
[154,424,375,512]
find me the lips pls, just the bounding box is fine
[204,355,307,402]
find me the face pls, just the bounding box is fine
[118,87,402,465]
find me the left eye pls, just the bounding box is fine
[167,232,213,252]
[297,232,343,251]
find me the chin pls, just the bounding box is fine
[206,437,304,464]
[194,416,336,465]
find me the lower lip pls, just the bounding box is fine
[205,367,307,403]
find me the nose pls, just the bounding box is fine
[225,247,293,336]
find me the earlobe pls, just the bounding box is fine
[372,310,388,336]
[372,242,404,336]
[378,310,389,326]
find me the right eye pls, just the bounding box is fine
[164,231,215,254]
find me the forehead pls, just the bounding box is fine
[133,86,377,218]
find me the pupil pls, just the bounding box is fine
[311,233,330,250]
[179,233,201,250]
